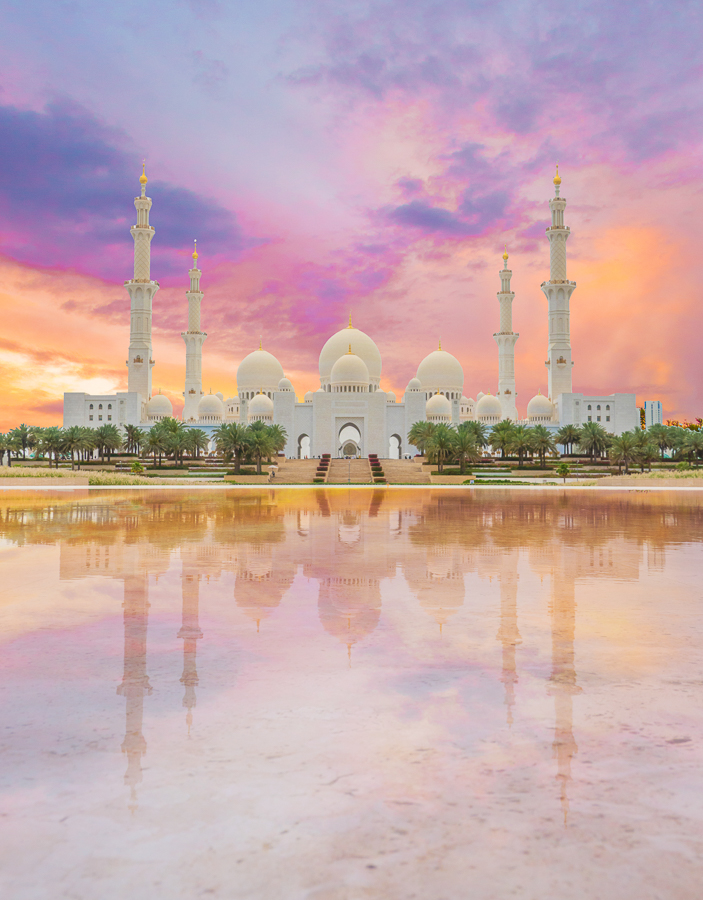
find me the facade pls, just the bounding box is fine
[63,166,652,455]
[644,400,664,428]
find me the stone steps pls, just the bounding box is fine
[382,460,431,484]
[327,459,372,484]
[271,459,323,484]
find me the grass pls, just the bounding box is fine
[0,466,76,478]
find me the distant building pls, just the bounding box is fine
[644,401,664,428]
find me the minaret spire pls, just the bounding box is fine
[493,246,519,421]
[181,240,207,422]
[541,164,575,403]
[126,164,158,412]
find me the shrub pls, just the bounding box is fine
[313,477,325,483]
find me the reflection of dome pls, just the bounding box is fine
[426,392,451,422]
[330,350,369,391]
[234,549,294,629]
[416,348,464,396]
[146,392,172,420]
[476,393,501,422]
[248,392,274,422]
[277,377,294,391]
[406,377,422,392]
[319,324,382,388]
[527,391,555,421]
[198,392,225,421]
[237,349,285,397]
[317,577,381,649]
[406,551,466,627]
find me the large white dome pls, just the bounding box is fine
[426,392,452,421]
[147,392,173,419]
[416,348,464,395]
[476,393,502,420]
[198,392,225,419]
[319,323,381,388]
[237,349,285,396]
[527,392,555,420]
[330,351,369,389]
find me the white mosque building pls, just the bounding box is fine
[63,165,640,457]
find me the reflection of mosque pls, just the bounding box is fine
[5,491,703,817]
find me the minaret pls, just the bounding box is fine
[116,571,151,812]
[126,164,158,403]
[182,241,207,422]
[179,567,203,732]
[541,164,576,402]
[493,246,519,421]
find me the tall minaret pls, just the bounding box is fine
[541,164,576,402]
[493,246,519,421]
[182,241,207,422]
[126,164,158,402]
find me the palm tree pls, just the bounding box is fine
[681,430,703,466]
[95,424,123,463]
[143,428,169,467]
[0,433,12,466]
[61,426,92,470]
[185,429,210,460]
[556,424,581,456]
[246,427,275,475]
[453,429,481,475]
[214,423,249,473]
[268,424,288,456]
[489,420,514,459]
[609,431,638,474]
[530,424,557,468]
[167,430,191,467]
[124,424,145,455]
[408,421,436,456]
[647,423,671,460]
[458,420,488,449]
[9,423,32,459]
[578,421,610,461]
[37,426,64,468]
[426,424,455,474]
[508,425,534,468]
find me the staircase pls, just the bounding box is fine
[270,458,321,484]
[327,458,372,484]
[382,459,431,484]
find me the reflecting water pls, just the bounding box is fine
[1,488,702,899]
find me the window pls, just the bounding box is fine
[108,404,112,410]
[98,415,103,421]
[606,405,610,411]
[98,404,103,410]
[89,415,93,421]
[606,416,610,422]
[89,404,93,410]
[597,404,601,411]
[587,415,592,422]
[597,416,601,422]
[107,415,112,421]
[587,404,592,410]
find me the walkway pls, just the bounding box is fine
[327,458,372,484]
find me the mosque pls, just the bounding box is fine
[63,165,640,456]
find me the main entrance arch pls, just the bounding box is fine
[298,434,311,459]
[338,423,361,457]
[389,434,401,459]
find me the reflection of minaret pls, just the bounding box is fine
[495,558,520,726]
[116,572,151,812]
[179,570,203,733]
[547,570,581,825]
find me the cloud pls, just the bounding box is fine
[0,100,246,281]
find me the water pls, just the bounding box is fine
[1,488,702,899]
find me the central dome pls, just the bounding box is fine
[416,348,464,395]
[331,350,370,390]
[319,322,381,389]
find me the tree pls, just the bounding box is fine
[268,424,288,456]
[124,424,145,455]
[61,426,92,470]
[458,419,489,449]
[37,426,64,468]
[245,426,275,475]
[453,429,481,475]
[95,424,123,462]
[143,428,169,467]
[609,431,638,474]
[508,425,534,468]
[556,424,581,456]
[530,424,557,468]
[578,422,610,461]
[681,430,703,467]
[426,424,456,474]
[214,423,249,473]
[489,420,515,459]
[408,421,436,456]
[167,430,191,467]
[0,433,12,466]
[9,424,33,459]
[185,429,210,459]
[556,462,570,483]
[647,423,671,460]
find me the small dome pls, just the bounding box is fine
[216,391,224,401]
[319,322,382,387]
[476,393,502,419]
[477,391,485,401]
[386,391,396,403]
[426,392,452,421]
[198,392,225,418]
[304,391,313,403]
[416,348,464,394]
[527,392,555,420]
[330,350,370,388]
[248,392,274,418]
[237,348,285,395]
[147,392,172,418]
[406,377,422,392]
[277,377,294,391]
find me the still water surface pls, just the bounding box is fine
[1,488,702,899]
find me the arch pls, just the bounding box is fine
[338,423,361,457]
[298,434,311,459]
[389,434,401,459]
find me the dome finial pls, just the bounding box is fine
[192,239,198,262]
[259,336,262,350]
[348,343,352,354]
[140,160,148,186]
[438,337,442,351]
[348,312,353,329]
[553,162,561,187]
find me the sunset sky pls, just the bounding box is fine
[0,0,701,429]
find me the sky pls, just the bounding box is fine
[0,0,701,428]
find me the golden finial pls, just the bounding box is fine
[553,162,561,186]
[139,160,148,185]
[503,243,509,261]
[348,344,352,354]
[348,312,353,329]
[438,337,442,351]
[259,336,262,350]
[192,239,198,262]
